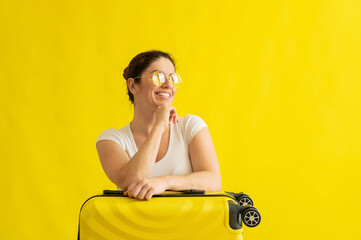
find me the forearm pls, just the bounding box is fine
[118,124,165,189]
[164,171,222,192]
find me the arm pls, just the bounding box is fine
[96,106,179,190]
[96,124,165,190]
[125,127,222,200]
[166,127,221,191]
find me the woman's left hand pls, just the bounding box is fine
[124,177,168,200]
[169,106,179,124]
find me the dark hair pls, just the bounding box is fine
[123,50,176,103]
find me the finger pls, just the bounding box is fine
[169,107,176,114]
[145,188,155,201]
[169,115,176,124]
[130,182,144,199]
[175,113,178,123]
[169,107,178,124]
[137,185,151,200]
[126,182,137,198]
[127,191,133,198]
[169,112,175,123]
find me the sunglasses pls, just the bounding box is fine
[134,71,182,88]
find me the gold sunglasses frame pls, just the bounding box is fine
[134,71,182,88]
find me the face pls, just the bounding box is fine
[130,57,177,108]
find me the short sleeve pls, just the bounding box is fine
[96,128,123,148]
[182,114,208,145]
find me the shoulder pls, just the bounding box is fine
[96,125,130,147]
[96,128,120,142]
[179,114,207,126]
[178,114,208,144]
[97,128,120,136]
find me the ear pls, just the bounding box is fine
[127,78,138,95]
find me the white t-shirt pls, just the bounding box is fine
[96,114,207,178]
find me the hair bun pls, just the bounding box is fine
[123,67,129,80]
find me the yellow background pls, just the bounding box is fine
[1,0,361,239]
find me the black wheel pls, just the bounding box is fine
[237,194,254,206]
[242,207,261,227]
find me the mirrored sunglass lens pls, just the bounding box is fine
[171,73,182,87]
[152,72,165,86]
[152,73,159,86]
[158,72,165,84]
[153,72,181,87]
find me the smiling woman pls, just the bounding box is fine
[95,50,221,200]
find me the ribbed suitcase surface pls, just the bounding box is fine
[78,191,244,240]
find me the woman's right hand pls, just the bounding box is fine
[155,105,179,130]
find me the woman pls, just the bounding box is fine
[96,50,221,200]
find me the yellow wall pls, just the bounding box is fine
[1,0,360,239]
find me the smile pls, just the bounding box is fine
[156,92,170,98]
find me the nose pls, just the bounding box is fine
[161,76,172,88]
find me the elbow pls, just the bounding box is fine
[105,169,129,190]
[107,174,126,190]
[116,176,133,190]
[214,185,222,192]
[206,185,221,192]
[116,164,152,190]
[206,173,222,192]
[213,173,222,192]
[116,178,127,191]
[116,177,134,191]
[116,171,143,190]
[209,183,222,192]
[216,178,222,191]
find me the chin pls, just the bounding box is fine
[155,99,173,107]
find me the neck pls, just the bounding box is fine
[131,102,158,136]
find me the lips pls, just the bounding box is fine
[156,92,170,98]
[155,92,171,98]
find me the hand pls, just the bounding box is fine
[124,177,168,200]
[169,106,179,124]
[155,105,179,130]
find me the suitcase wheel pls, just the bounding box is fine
[242,207,261,227]
[236,194,254,206]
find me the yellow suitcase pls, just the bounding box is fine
[78,190,260,240]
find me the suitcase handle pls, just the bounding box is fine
[103,189,206,195]
[172,189,206,194]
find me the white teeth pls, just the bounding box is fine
[156,92,170,98]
